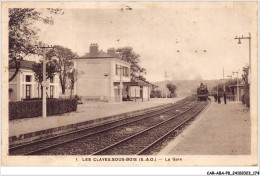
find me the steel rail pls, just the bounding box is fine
[136,101,208,155]
[91,102,202,155]
[15,97,195,155]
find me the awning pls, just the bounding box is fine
[114,81,153,87]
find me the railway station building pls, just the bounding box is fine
[9,60,60,101]
[74,43,153,102]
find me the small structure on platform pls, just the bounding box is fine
[124,80,154,101]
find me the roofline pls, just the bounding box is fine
[113,57,131,65]
[75,57,131,65]
[76,56,113,59]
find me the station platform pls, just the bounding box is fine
[158,99,251,155]
[9,97,185,145]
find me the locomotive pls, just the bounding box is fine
[197,83,209,101]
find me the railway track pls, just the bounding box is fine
[93,101,207,155]
[36,99,199,155]
[9,96,196,155]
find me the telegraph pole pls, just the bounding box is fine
[41,45,54,118]
[232,71,239,101]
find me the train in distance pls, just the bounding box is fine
[197,83,209,101]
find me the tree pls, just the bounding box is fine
[137,68,147,81]
[47,45,78,94]
[9,8,62,82]
[166,83,177,98]
[151,90,162,98]
[242,65,250,107]
[116,47,144,81]
[242,66,249,85]
[32,60,57,98]
[68,69,85,97]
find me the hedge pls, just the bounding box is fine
[9,98,77,120]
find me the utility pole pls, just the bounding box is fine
[232,71,239,101]
[164,71,168,98]
[41,45,54,118]
[117,66,124,103]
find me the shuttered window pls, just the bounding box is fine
[116,64,118,75]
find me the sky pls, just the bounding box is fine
[34,2,257,82]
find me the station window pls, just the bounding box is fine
[122,66,125,76]
[25,85,31,99]
[124,67,127,76]
[50,76,54,83]
[50,85,54,98]
[26,75,31,82]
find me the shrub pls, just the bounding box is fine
[242,94,245,104]
[244,93,250,108]
[241,93,250,108]
[9,98,77,120]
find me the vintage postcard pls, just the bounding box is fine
[1,1,258,167]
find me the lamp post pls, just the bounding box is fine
[234,33,251,104]
[234,33,251,73]
[40,45,54,118]
[232,71,239,101]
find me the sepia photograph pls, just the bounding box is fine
[1,1,258,168]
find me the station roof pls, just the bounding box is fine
[78,50,114,59]
[121,79,155,87]
[9,60,36,70]
[76,50,131,65]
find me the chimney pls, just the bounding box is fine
[89,43,98,57]
[107,48,116,57]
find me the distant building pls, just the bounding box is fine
[74,43,153,102]
[9,60,60,101]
